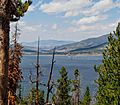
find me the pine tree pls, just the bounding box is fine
[8,24,23,105]
[82,87,91,105]
[27,88,45,105]
[53,67,71,105]
[72,69,80,105]
[94,23,120,105]
[17,88,45,105]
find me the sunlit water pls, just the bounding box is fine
[20,55,102,99]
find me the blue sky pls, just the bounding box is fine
[11,0,120,42]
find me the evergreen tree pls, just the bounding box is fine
[72,69,80,105]
[82,87,91,105]
[27,88,44,105]
[17,88,44,105]
[17,97,28,105]
[94,23,120,105]
[53,67,71,105]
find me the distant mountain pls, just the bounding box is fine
[22,35,109,54]
[54,34,109,54]
[22,40,75,54]
[22,40,75,49]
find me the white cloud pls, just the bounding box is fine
[18,21,36,32]
[84,0,114,15]
[40,0,118,17]
[110,18,120,27]
[24,26,36,31]
[10,21,43,33]
[28,0,43,12]
[52,24,58,30]
[64,10,80,17]
[74,15,107,25]
[40,0,91,15]
[115,2,120,8]
[68,21,118,33]
[68,25,97,32]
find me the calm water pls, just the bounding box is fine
[20,55,102,98]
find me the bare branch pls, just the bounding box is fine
[29,75,36,84]
[46,47,56,103]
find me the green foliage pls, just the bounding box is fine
[16,0,32,17]
[71,69,80,105]
[82,87,91,105]
[74,69,79,78]
[94,23,120,105]
[17,88,45,105]
[53,67,71,105]
[73,69,80,91]
[27,88,44,105]
[17,97,28,105]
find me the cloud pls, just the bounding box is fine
[73,15,107,25]
[40,0,91,15]
[109,18,120,28]
[68,20,119,33]
[40,0,119,17]
[24,26,36,31]
[10,21,43,33]
[52,24,58,30]
[64,10,80,17]
[10,21,48,42]
[84,0,114,15]
[115,2,120,8]
[28,0,43,12]
[18,21,36,32]
[68,25,96,32]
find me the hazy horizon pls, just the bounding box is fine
[20,34,108,43]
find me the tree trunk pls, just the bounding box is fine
[0,17,9,105]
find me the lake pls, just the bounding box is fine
[20,55,102,98]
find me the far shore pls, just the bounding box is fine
[23,53,102,56]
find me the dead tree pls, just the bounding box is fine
[0,0,31,104]
[29,37,41,105]
[46,48,56,104]
[8,23,23,105]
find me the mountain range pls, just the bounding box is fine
[54,34,108,54]
[22,40,75,54]
[22,40,74,49]
[22,34,109,55]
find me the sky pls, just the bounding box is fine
[10,0,120,42]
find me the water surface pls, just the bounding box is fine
[20,55,102,98]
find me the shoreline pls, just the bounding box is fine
[23,53,102,56]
